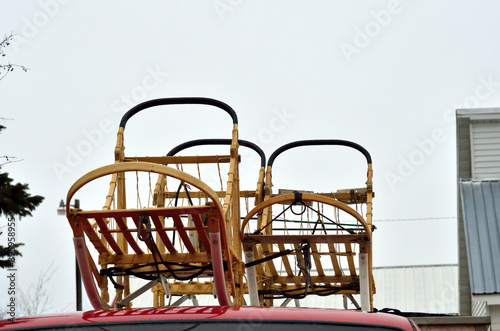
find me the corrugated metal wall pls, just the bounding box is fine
[460,179,500,295]
[372,265,458,314]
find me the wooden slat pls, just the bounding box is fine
[94,217,123,255]
[328,243,343,276]
[191,214,211,252]
[172,215,196,253]
[114,217,143,254]
[81,218,109,254]
[149,215,177,253]
[277,243,295,278]
[309,243,325,278]
[344,243,357,276]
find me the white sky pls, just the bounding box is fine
[1,0,500,313]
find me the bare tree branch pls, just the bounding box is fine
[0,33,28,81]
[18,262,58,317]
[0,156,23,167]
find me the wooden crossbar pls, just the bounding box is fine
[272,275,358,284]
[123,155,239,165]
[243,234,368,245]
[78,205,214,219]
[98,252,211,265]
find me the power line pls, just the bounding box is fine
[373,216,457,222]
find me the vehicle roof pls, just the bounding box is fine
[1,306,417,330]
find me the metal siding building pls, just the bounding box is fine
[460,180,500,295]
[457,108,500,330]
[457,108,500,315]
[371,265,458,314]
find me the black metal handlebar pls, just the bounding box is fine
[267,139,372,167]
[119,97,238,129]
[167,139,266,167]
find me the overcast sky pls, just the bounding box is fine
[2,0,500,313]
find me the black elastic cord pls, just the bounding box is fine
[245,248,294,268]
[137,214,151,241]
[253,203,294,235]
[295,243,312,297]
[171,182,194,246]
[244,244,310,269]
[100,260,215,283]
[260,282,360,300]
[293,191,302,204]
[302,203,356,234]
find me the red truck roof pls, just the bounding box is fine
[1,306,418,330]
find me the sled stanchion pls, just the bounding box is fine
[359,251,370,312]
[244,250,260,306]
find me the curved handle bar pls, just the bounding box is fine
[167,139,266,167]
[267,139,372,167]
[119,97,238,129]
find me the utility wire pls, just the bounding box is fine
[373,216,456,222]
